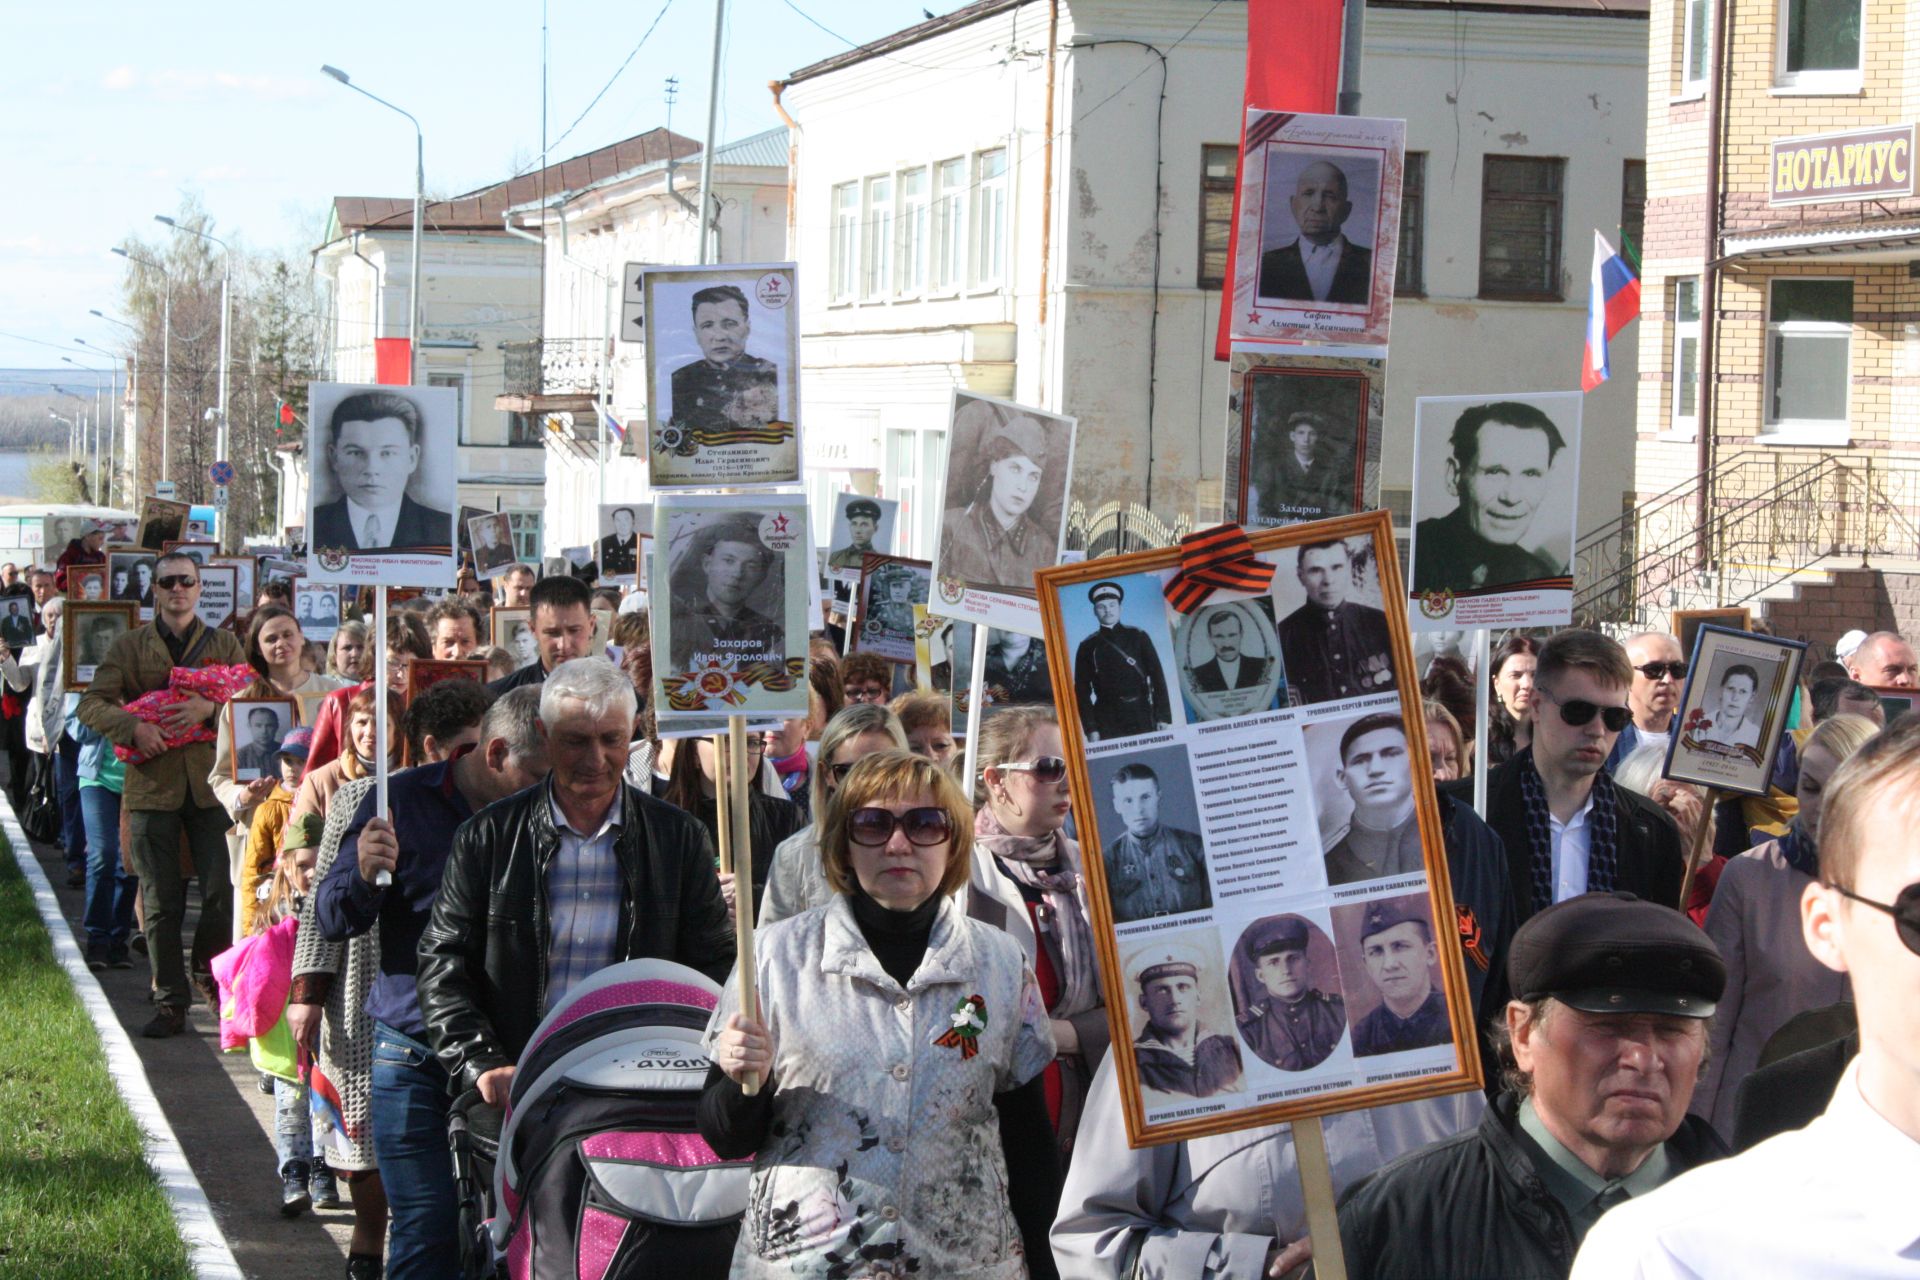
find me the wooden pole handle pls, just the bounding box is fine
[728,715,760,1096]
[1677,787,1719,913]
[1293,1114,1348,1280]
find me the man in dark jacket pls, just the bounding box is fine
[417,659,733,1105]
[486,573,598,694]
[1337,892,1728,1278]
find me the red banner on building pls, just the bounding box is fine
[1215,0,1345,360]
[374,338,412,386]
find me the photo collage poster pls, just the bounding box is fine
[1037,511,1482,1146]
[303,381,460,588]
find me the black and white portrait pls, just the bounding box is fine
[827,493,899,576]
[931,391,1077,608]
[1061,572,1181,743]
[1271,536,1396,706]
[0,599,32,650]
[107,551,157,613]
[1123,932,1245,1104]
[1305,711,1426,887]
[136,497,189,551]
[467,513,517,581]
[852,556,931,665]
[1236,364,1372,528]
[1331,895,1453,1059]
[306,381,459,581]
[64,602,134,688]
[1228,912,1348,1073]
[295,583,341,642]
[983,628,1053,707]
[597,504,646,581]
[1087,743,1211,925]
[1409,392,1582,624]
[1177,597,1286,723]
[491,607,537,669]
[213,556,255,609]
[230,699,293,782]
[1668,627,1806,795]
[644,264,801,488]
[163,541,214,567]
[1257,149,1381,309]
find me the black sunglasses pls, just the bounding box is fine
[1535,685,1632,733]
[1634,661,1688,681]
[997,756,1069,785]
[828,760,859,783]
[848,806,953,847]
[156,575,198,590]
[1827,880,1920,957]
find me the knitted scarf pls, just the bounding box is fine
[1778,822,1818,878]
[1516,746,1621,913]
[974,806,1102,1020]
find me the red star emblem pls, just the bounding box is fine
[769,513,791,534]
[1246,310,1261,326]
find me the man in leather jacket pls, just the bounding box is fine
[418,658,733,1105]
[1336,892,1729,1278]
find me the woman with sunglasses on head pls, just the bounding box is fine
[658,728,804,917]
[700,750,1062,1279]
[971,705,1108,1155]
[1688,712,1879,1141]
[760,703,909,925]
[1484,634,1540,767]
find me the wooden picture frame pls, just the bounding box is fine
[161,540,218,566]
[405,658,488,702]
[64,601,138,690]
[228,696,298,783]
[1662,624,1807,797]
[1035,509,1482,1147]
[65,564,108,603]
[1672,608,1751,668]
[210,556,256,609]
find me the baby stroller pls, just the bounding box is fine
[448,959,750,1280]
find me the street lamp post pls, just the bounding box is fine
[85,318,135,507]
[321,65,423,387]
[111,247,168,497]
[155,216,232,478]
[62,355,110,501]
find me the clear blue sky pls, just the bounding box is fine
[0,0,944,371]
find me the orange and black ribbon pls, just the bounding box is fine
[1163,523,1276,614]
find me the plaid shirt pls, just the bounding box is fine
[545,787,624,1006]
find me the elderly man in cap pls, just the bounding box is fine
[1132,943,1244,1100]
[1074,580,1172,741]
[829,497,883,571]
[1103,763,1211,922]
[1235,914,1346,1072]
[1337,891,1728,1278]
[666,514,784,673]
[1324,712,1422,886]
[939,411,1057,596]
[1351,899,1451,1057]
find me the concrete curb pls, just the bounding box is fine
[1,801,244,1280]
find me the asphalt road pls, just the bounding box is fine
[26,834,357,1279]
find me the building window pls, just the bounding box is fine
[886,426,948,559]
[1479,156,1566,301]
[897,167,928,297]
[970,147,1008,290]
[1671,278,1701,433]
[507,411,541,448]
[1778,0,1862,87]
[430,371,469,444]
[862,175,895,300]
[1766,278,1852,432]
[507,511,542,563]
[830,182,858,302]
[1198,144,1238,290]
[932,157,967,293]
[1397,152,1427,296]
[1621,160,1646,261]
[1681,0,1711,93]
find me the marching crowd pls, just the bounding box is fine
[10,528,1920,1279]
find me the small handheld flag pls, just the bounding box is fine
[603,409,627,443]
[1583,231,1641,392]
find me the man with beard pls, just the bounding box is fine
[1103,763,1210,923]
[1074,580,1172,740]
[1190,606,1272,692]
[1325,714,1423,886]
[1351,900,1452,1056]
[1131,945,1244,1100]
[1235,915,1346,1071]
[669,285,777,432]
[1277,538,1394,705]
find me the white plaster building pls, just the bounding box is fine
[777,0,1650,557]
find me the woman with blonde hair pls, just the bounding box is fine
[1690,711,1880,1139]
[758,702,909,925]
[972,704,1107,1154]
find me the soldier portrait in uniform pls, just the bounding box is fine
[827,494,898,575]
[467,513,517,580]
[644,265,801,488]
[1409,393,1581,604]
[931,391,1076,611]
[597,505,641,580]
[65,602,135,688]
[1088,748,1211,924]
[664,514,785,672]
[1229,914,1347,1073]
[1125,938,1245,1103]
[983,629,1052,707]
[1274,536,1395,706]
[1310,712,1425,886]
[1177,597,1285,723]
[1332,895,1452,1058]
[1068,577,1178,741]
[1226,355,1384,532]
[851,556,930,665]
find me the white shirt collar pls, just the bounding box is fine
[344,495,403,538]
[1821,1059,1920,1254]
[1549,791,1595,835]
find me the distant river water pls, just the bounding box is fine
[0,449,61,503]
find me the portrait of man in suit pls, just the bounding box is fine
[310,389,453,554]
[1258,159,1374,306]
[1190,606,1272,693]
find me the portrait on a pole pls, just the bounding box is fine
[304,381,459,588]
[229,697,295,782]
[643,264,801,489]
[596,504,649,582]
[491,607,536,669]
[650,494,809,720]
[107,550,157,620]
[66,564,108,603]
[929,390,1077,637]
[64,601,136,689]
[193,564,238,631]
[1663,625,1806,797]
[1227,353,1381,530]
[1231,111,1404,348]
[850,554,931,666]
[293,582,341,642]
[1036,510,1481,1145]
[466,513,517,581]
[826,492,899,580]
[1407,391,1582,632]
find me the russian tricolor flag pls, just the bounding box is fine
[603,409,627,443]
[1583,230,1641,391]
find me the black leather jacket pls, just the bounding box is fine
[417,780,733,1091]
[1336,1091,1728,1279]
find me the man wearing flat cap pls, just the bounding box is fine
[1257,407,1353,525]
[668,515,784,672]
[937,410,1057,597]
[1351,899,1451,1056]
[1131,944,1244,1099]
[1075,581,1172,741]
[828,497,884,572]
[1337,892,1729,1279]
[1234,914,1347,1071]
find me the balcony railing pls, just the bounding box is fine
[500,338,606,398]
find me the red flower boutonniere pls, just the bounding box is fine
[932,994,988,1059]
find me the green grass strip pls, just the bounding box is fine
[0,839,194,1279]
